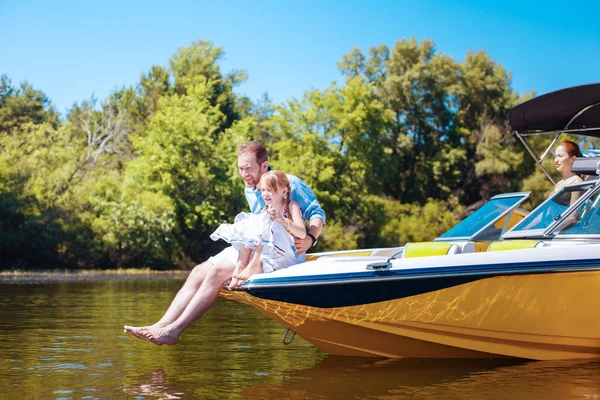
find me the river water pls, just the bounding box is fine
[1,276,599,399]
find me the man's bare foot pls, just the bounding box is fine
[144,325,181,346]
[124,323,169,341]
[124,325,155,342]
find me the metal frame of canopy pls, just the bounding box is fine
[508,83,600,185]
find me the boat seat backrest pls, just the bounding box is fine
[487,240,548,252]
[402,242,461,258]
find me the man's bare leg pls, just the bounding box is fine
[135,259,236,345]
[124,261,212,336]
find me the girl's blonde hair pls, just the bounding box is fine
[259,170,293,220]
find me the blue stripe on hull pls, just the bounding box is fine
[247,275,482,308]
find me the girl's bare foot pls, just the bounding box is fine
[228,260,247,290]
[227,276,241,290]
[235,263,263,287]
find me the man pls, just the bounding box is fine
[124,141,325,345]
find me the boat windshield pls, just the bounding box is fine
[437,193,528,240]
[507,182,594,235]
[552,188,600,236]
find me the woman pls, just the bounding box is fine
[552,140,583,206]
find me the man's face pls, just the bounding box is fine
[238,153,268,188]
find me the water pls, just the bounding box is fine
[1,276,599,399]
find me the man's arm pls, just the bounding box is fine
[288,176,326,254]
[295,217,324,254]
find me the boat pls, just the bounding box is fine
[220,83,600,360]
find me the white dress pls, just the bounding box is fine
[210,211,297,273]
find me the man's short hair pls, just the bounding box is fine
[238,141,268,164]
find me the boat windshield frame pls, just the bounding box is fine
[502,180,599,239]
[433,192,530,242]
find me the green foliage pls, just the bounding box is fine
[521,170,554,210]
[90,197,180,268]
[0,75,59,135]
[0,176,65,269]
[380,198,461,245]
[319,221,359,252]
[474,123,525,198]
[351,195,461,248]
[169,39,247,129]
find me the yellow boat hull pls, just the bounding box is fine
[221,270,600,360]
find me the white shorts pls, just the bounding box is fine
[206,246,239,266]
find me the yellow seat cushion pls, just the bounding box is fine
[403,242,460,258]
[487,240,541,252]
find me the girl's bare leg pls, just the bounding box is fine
[236,244,264,286]
[228,247,252,289]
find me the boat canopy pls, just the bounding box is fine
[508,83,600,185]
[509,83,600,135]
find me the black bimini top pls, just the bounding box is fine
[509,83,600,135]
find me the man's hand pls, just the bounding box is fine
[294,235,312,255]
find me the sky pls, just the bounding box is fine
[1,0,599,115]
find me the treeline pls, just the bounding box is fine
[0,38,554,270]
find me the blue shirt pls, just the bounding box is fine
[244,173,326,224]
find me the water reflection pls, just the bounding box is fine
[1,278,600,400]
[241,357,518,399]
[121,357,600,400]
[241,357,600,400]
[123,369,185,399]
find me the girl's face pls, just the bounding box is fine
[554,145,575,174]
[261,185,287,206]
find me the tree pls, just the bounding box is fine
[120,77,253,264]
[0,75,58,135]
[169,39,247,130]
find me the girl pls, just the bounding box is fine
[210,170,306,288]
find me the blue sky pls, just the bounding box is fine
[1,0,599,115]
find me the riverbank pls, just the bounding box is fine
[0,269,190,284]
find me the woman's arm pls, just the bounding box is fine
[569,176,584,206]
[570,191,582,206]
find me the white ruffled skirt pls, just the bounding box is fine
[210,212,297,273]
